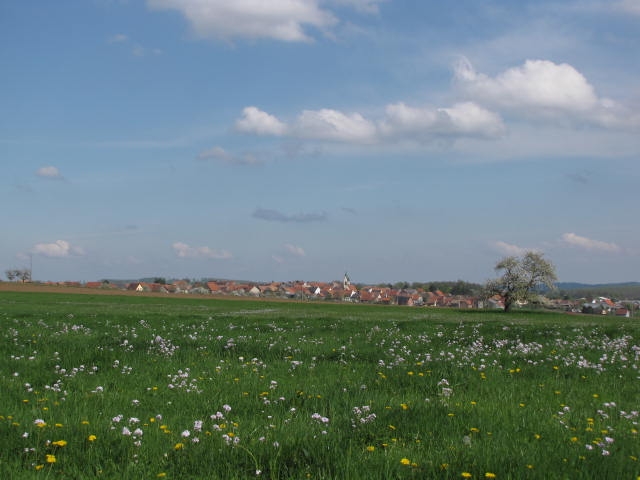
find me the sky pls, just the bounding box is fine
[1,0,639,285]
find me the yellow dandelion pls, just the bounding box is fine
[485,473,496,479]
[174,442,184,450]
[461,472,472,478]
[46,454,56,464]
[88,435,97,442]
[400,403,409,410]
[52,440,67,447]
[81,420,89,425]
[366,446,375,452]
[55,423,63,428]
[570,436,578,443]
[400,458,411,465]
[35,464,44,471]
[440,463,449,470]
[388,424,396,430]
[157,473,167,478]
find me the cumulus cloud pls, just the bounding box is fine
[235,107,288,136]
[146,0,337,42]
[560,233,621,253]
[284,243,306,257]
[328,0,387,14]
[172,242,232,259]
[197,146,262,165]
[235,101,505,145]
[454,57,637,128]
[381,101,505,139]
[35,166,63,179]
[32,240,84,258]
[252,208,327,223]
[295,109,378,143]
[491,241,529,257]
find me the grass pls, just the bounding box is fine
[0,291,638,479]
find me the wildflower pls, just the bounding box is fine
[35,465,44,471]
[485,473,496,479]
[366,446,375,452]
[88,435,97,442]
[181,430,190,438]
[174,442,184,450]
[34,419,46,428]
[462,473,472,478]
[122,427,131,436]
[52,440,67,447]
[400,458,411,465]
[157,474,167,478]
[46,454,56,464]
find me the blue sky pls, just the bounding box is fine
[1,0,639,284]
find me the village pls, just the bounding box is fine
[39,274,637,318]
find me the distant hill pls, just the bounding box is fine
[555,282,640,300]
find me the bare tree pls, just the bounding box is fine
[18,268,32,283]
[485,251,557,312]
[5,269,17,282]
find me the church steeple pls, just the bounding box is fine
[343,272,351,290]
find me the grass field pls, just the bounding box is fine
[0,291,638,479]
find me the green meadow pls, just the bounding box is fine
[0,291,638,479]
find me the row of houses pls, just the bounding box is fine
[78,278,483,308]
[47,279,636,315]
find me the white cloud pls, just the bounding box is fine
[235,107,288,136]
[491,241,529,257]
[327,0,387,14]
[295,108,377,143]
[32,240,85,258]
[560,233,621,253]
[172,242,232,259]
[381,102,505,139]
[146,0,337,42]
[236,102,504,145]
[284,243,306,257]
[455,57,599,113]
[454,57,638,128]
[35,166,63,179]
